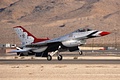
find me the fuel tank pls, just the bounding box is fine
[62,39,86,47]
[32,46,48,53]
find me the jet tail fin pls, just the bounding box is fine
[14,26,49,46]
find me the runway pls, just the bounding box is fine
[0,50,120,64]
[0,59,120,64]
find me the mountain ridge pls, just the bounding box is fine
[0,0,119,45]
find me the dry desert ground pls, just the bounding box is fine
[0,64,120,80]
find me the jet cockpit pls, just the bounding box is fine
[74,28,92,32]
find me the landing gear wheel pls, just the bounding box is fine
[17,52,20,56]
[19,53,24,56]
[57,55,63,61]
[79,51,83,55]
[47,55,52,61]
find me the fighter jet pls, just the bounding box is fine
[10,26,110,61]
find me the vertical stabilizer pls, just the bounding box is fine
[14,26,49,46]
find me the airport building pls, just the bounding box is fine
[0,44,16,55]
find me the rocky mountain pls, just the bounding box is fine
[0,0,120,46]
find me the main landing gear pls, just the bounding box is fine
[79,50,83,55]
[57,54,63,61]
[47,50,63,61]
[47,55,52,61]
[47,54,63,61]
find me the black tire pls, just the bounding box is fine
[79,51,83,55]
[57,55,63,61]
[47,55,52,61]
[19,53,24,56]
[17,52,20,55]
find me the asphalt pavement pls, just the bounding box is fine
[0,50,120,64]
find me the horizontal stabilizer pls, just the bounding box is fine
[8,48,32,53]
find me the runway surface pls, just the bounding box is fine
[0,59,120,64]
[0,50,120,64]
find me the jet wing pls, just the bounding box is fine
[37,38,63,44]
[8,48,32,53]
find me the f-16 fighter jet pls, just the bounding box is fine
[10,26,110,61]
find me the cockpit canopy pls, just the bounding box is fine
[74,28,92,32]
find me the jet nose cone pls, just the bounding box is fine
[99,31,110,36]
